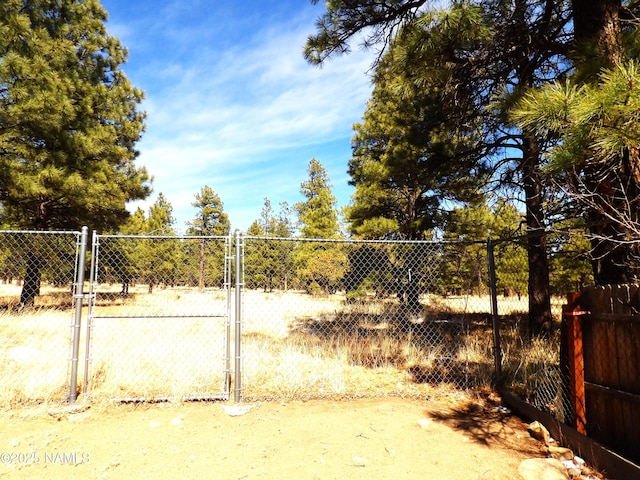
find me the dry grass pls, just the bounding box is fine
[0,307,72,407]
[0,284,564,406]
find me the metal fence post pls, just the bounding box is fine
[69,226,88,404]
[82,230,98,400]
[487,237,503,385]
[224,233,233,399]
[234,230,243,403]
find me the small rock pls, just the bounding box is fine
[68,412,91,423]
[417,418,431,429]
[48,404,90,420]
[352,456,368,466]
[528,421,551,444]
[566,467,583,478]
[221,404,258,416]
[548,445,574,462]
[171,416,183,425]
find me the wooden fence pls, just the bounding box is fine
[564,285,640,465]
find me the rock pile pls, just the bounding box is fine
[518,421,603,480]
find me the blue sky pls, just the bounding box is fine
[99,0,376,232]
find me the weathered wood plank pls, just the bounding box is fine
[563,287,640,464]
[563,293,586,433]
[585,382,640,403]
[586,389,614,449]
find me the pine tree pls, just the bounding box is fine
[186,185,231,237]
[0,0,150,231]
[142,194,178,292]
[295,159,346,294]
[305,1,572,330]
[296,158,341,239]
[0,0,150,305]
[347,29,488,240]
[186,186,230,290]
[513,61,640,283]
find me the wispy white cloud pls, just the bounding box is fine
[104,1,376,231]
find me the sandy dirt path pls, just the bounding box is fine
[0,397,546,480]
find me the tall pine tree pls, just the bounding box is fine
[186,185,230,289]
[296,158,341,239]
[0,0,150,304]
[295,159,346,294]
[0,0,150,231]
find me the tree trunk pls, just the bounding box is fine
[583,157,640,284]
[573,0,634,284]
[20,253,42,307]
[509,0,553,334]
[198,239,206,290]
[573,0,623,66]
[522,134,552,334]
[588,227,631,285]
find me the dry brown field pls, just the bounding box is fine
[0,283,565,407]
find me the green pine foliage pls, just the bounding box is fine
[185,186,230,289]
[295,158,341,239]
[244,199,295,292]
[548,222,594,294]
[0,0,150,231]
[295,159,347,294]
[186,185,231,237]
[513,59,640,282]
[346,12,490,240]
[441,201,528,297]
[513,61,640,175]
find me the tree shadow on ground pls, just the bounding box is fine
[289,308,497,388]
[423,395,544,455]
[288,306,531,390]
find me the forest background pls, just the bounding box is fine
[2,0,640,331]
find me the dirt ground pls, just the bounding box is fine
[0,396,551,480]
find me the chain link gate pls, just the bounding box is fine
[82,233,233,402]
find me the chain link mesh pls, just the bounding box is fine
[85,234,231,402]
[0,230,80,406]
[498,305,568,421]
[495,236,570,423]
[239,237,498,401]
[0,229,576,422]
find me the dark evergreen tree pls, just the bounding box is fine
[0,0,150,305]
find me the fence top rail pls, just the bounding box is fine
[94,233,230,240]
[0,229,81,235]
[241,235,486,246]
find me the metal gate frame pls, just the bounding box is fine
[69,231,234,403]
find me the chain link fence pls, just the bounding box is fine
[497,298,568,420]
[84,233,232,402]
[0,229,572,424]
[0,230,81,406]
[239,237,502,401]
[490,237,570,424]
